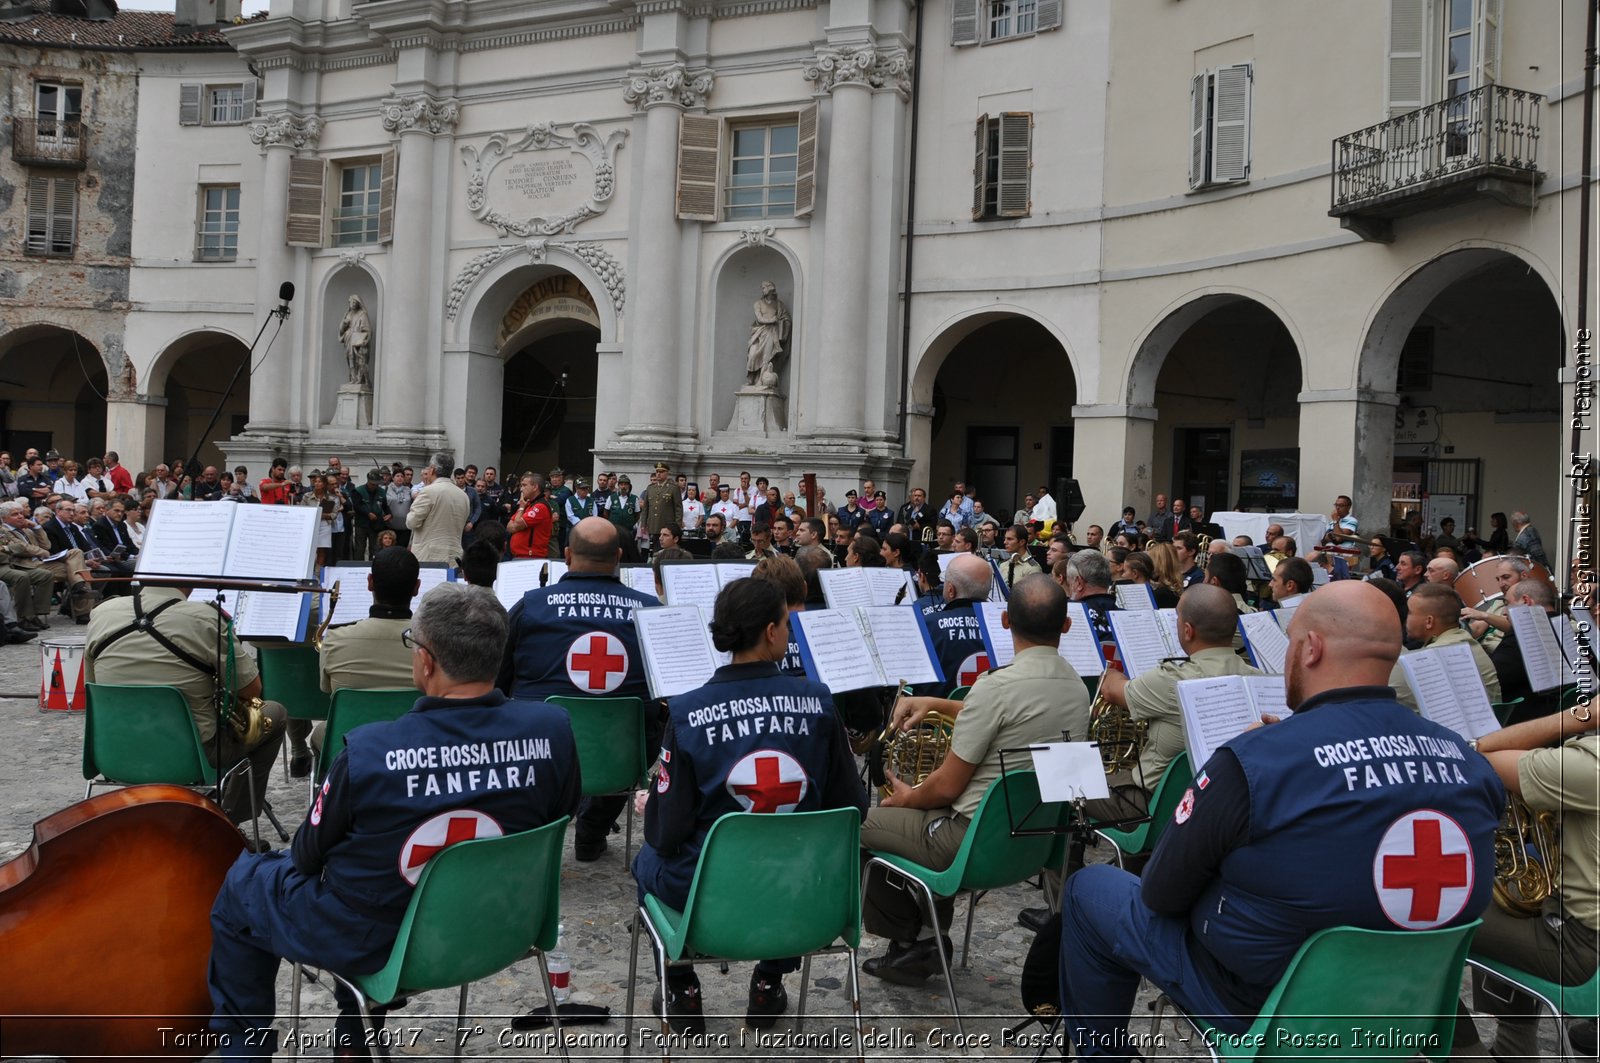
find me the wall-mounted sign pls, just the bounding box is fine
[462,122,627,238]
[499,275,601,346]
[1394,405,1441,444]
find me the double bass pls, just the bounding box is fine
[0,785,246,1061]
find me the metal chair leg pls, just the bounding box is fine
[535,950,572,1063]
[624,912,642,1062]
[908,875,965,1043]
[456,982,470,1046]
[288,962,304,1063]
[796,954,812,1033]
[622,795,633,871]
[959,889,984,969]
[1149,993,1169,1059]
[845,947,866,1063]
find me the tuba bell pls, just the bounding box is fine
[1492,794,1561,916]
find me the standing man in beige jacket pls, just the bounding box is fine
[405,453,469,564]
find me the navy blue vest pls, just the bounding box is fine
[1196,689,1503,990]
[323,692,580,916]
[916,598,987,696]
[505,571,659,700]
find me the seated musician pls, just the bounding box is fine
[1058,582,1504,1060]
[861,574,1090,984]
[1461,556,1532,651]
[913,554,993,696]
[85,582,286,825]
[633,578,865,1032]
[1265,556,1313,609]
[1486,578,1561,720]
[1451,697,1600,1062]
[1390,583,1501,710]
[208,584,580,1058]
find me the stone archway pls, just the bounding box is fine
[0,323,109,463]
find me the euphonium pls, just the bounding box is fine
[1492,794,1561,916]
[867,682,955,798]
[312,580,342,651]
[1088,684,1147,775]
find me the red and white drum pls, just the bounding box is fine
[39,635,87,712]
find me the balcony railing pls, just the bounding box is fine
[12,117,88,168]
[1329,85,1542,241]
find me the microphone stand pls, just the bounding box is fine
[185,297,291,483]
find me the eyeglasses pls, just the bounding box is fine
[400,628,436,658]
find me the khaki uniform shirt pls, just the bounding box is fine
[948,645,1092,818]
[318,616,414,694]
[406,479,470,563]
[641,482,679,536]
[999,553,1043,587]
[1392,626,1501,711]
[85,587,259,743]
[1127,646,1261,790]
[1520,734,1599,929]
[1478,597,1507,654]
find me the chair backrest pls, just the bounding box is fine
[936,771,1069,894]
[677,808,862,960]
[317,688,421,784]
[947,685,972,702]
[1142,751,1193,849]
[360,816,569,1004]
[83,683,213,786]
[1229,922,1480,1060]
[256,645,333,722]
[544,696,648,796]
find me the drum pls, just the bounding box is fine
[39,635,88,712]
[1454,558,1506,608]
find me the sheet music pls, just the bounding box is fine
[818,568,874,610]
[137,500,234,575]
[1242,674,1291,721]
[975,601,1016,668]
[715,562,756,587]
[188,587,241,617]
[325,564,450,625]
[1114,583,1156,610]
[936,553,957,576]
[1177,676,1270,770]
[1550,614,1582,686]
[791,610,884,693]
[660,564,723,607]
[1031,743,1110,802]
[494,560,553,611]
[634,606,719,699]
[1273,604,1298,635]
[1061,602,1106,677]
[1156,609,1188,659]
[1435,644,1498,736]
[1108,610,1172,679]
[223,503,318,580]
[866,568,916,606]
[859,606,943,688]
[1400,647,1499,741]
[235,590,311,641]
[1239,611,1289,674]
[1508,605,1567,694]
[621,565,660,598]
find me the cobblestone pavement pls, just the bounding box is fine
[0,616,1530,1061]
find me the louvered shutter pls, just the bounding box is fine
[377,148,396,243]
[1035,0,1062,33]
[50,177,76,254]
[972,113,990,220]
[241,79,257,120]
[951,0,979,46]
[1474,0,1501,86]
[179,83,202,126]
[1188,73,1206,188]
[675,114,722,221]
[285,156,326,248]
[996,112,1032,217]
[25,175,50,254]
[1387,0,1425,116]
[793,104,818,218]
[1210,63,1251,183]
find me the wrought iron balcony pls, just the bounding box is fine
[1329,85,1542,242]
[11,117,88,169]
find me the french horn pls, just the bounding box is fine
[1088,679,1147,775]
[867,682,955,798]
[1492,794,1561,916]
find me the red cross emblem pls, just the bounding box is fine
[397,810,503,885]
[726,750,809,813]
[957,653,991,688]
[1373,810,1473,929]
[566,632,628,694]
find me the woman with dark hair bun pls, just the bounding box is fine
[882,530,918,572]
[633,577,868,1035]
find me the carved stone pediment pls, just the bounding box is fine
[460,122,628,238]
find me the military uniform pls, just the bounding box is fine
[641,478,679,538]
[607,490,640,539]
[1391,626,1501,710]
[207,690,581,1058]
[915,597,989,697]
[312,607,415,753]
[85,587,287,822]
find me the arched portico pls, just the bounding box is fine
[0,323,110,466]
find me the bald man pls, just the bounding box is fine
[912,553,994,698]
[1424,556,1459,585]
[1058,582,1504,1059]
[1389,582,1500,711]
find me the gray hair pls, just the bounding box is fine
[1511,510,1530,527]
[430,452,455,478]
[412,583,507,684]
[1066,549,1112,591]
[287,465,302,477]
[0,500,25,518]
[944,555,993,600]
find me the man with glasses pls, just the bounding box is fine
[207,583,581,1058]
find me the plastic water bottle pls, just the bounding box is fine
[547,924,572,1003]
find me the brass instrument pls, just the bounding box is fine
[1492,794,1561,916]
[311,580,342,651]
[228,695,274,745]
[867,682,955,798]
[1088,679,1147,775]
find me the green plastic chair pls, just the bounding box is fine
[947,685,972,702]
[864,770,1070,1036]
[1093,751,1193,867]
[82,682,260,848]
[257,644,333,779]
[313,688,420,800]
[1150,921,1480,1061]
[1491,697,1525,724]
[1468,954,1600,1061]
[545,695,648,869]
[625,809,864,1062]
[289,817,572,1063]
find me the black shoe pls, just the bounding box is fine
[6,625,36,644]
[289,751,314,778]
[573,833,608,862]
[1018,906,1053,934]
[649,977,705,1036]
[1566,1018,1595,1055]
[23,617,48,631]
[745,972,788,1030]
[861,936,953,986]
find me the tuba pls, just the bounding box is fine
[867,682,955,798]
[1088,678,1147,775]
[1492,794,1561,916]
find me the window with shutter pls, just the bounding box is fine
[285,156,326,248]
[196,185,241,261]
[1034,0,1062,33]
[25,173,76,256]
[377,149,396,244]
[951,0,979,46]
[1474,0,1502,86]
[676,114,722,221]
[1188,73,1206,189]
[333,160,383,246]
[241,80,258,121]
[179,83,203,126]
[793,104,818,217]
[1209,64,1251,184]
[972,113,990,220]
[724,120,801,220]
[996,112,1032,217]
[1387,0,1425,117]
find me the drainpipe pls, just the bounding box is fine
[1571,0,1597,611]
[895,0,925,448]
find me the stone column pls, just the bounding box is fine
[617,64,712,445]
[1070,405,1158,528]
[1298,389,1399,536]
[245,112,322,431]
[378,94,459,437]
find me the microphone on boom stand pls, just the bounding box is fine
[183,282,295,483]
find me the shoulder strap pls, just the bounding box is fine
[87,593,220,681]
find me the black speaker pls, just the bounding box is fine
[1055,478,1086,525]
